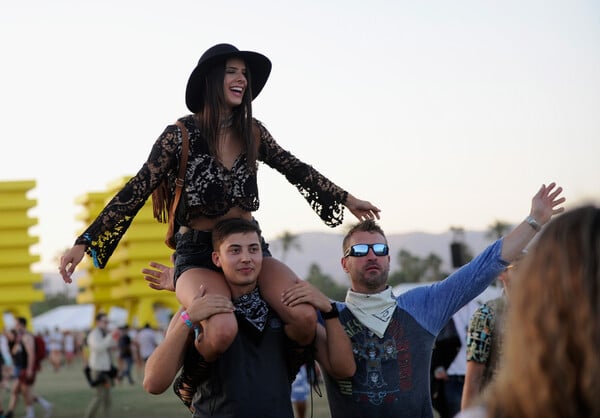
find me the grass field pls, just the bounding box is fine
[3,357,332,418]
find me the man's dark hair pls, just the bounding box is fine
[212,218,261,250]
[95,313,107,322]
[17,316,27,327]
[342,220,387,253]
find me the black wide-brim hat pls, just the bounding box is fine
[185,43,272,113]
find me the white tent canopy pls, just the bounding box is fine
[30,304,127,333]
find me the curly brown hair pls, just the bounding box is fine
[483,205,600,418]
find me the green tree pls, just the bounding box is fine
[388,249,448,286]
[486,220,512,241]
[306,263,347,301]
[276,230,301,262]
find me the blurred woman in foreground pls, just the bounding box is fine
[458,205,600,418]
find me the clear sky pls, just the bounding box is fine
[1,0,599,272]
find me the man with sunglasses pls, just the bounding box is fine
[282,183,565,418]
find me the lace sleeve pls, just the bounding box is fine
[75,124,181,268]
[256,121,348,227]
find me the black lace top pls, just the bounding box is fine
[75,115,348,268]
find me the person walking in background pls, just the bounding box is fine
[281,183,565,418]
[47,328,62,373]
[4,318,52,418]
[62,331,76,367]
[291,364,310,418]
[58,42,380,367]
[461,258,520,410]
[0,331,14,418]
[117,326,135,385]
[457,204,600,418]
[84,313,120,418]
[135,324,158,364]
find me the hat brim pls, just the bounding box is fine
[185,50,271,113]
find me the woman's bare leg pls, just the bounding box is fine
[259,258,317,346]
[175,268,237,361]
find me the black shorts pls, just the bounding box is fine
[173,226,271,289]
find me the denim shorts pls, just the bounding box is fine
[173,228,271,289]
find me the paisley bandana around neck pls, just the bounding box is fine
[345,286,397,338]
[233,287,269,332]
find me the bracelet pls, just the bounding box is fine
[525,215,541,232]
[321,302,340,320]
[180,311,194,328]
[181,311,201,339]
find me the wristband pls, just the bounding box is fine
[525,215,541,232]
[321,302,339,320]
[180,311,194,328]
[181,311,201,340]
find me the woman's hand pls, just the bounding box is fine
[345,194,381,221]
[59,245,86,284]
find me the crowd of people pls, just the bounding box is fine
[0,317,165,418]
[0,318,53,418]
[50,41,598,418]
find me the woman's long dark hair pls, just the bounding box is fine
[194,57,259,172]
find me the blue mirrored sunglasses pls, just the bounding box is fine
[344,243,389,257]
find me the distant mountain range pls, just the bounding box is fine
[41,229,497,295]
[267,229,496,284]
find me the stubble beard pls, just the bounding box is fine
[359,265,390,292]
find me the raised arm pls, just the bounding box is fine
[501,182,565,262]
[58,124,181,282]
[257,120,380,226]
[282,281,356,378]
[143,284,234,394]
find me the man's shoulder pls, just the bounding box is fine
[87,327,101,339]
[482,297,506,313]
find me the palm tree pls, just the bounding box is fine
[306,263,346,301]
[276,230,301,262]
[486,220,512,241]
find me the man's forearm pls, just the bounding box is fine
[144,311,191,394]
[314,305,356,380]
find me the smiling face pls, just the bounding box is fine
[222,57,248,109]
[341,230,391,294]
[212,230,263,298]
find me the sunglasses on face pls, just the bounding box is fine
[344,243,389,258]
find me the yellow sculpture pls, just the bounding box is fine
[0,180,44,331]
